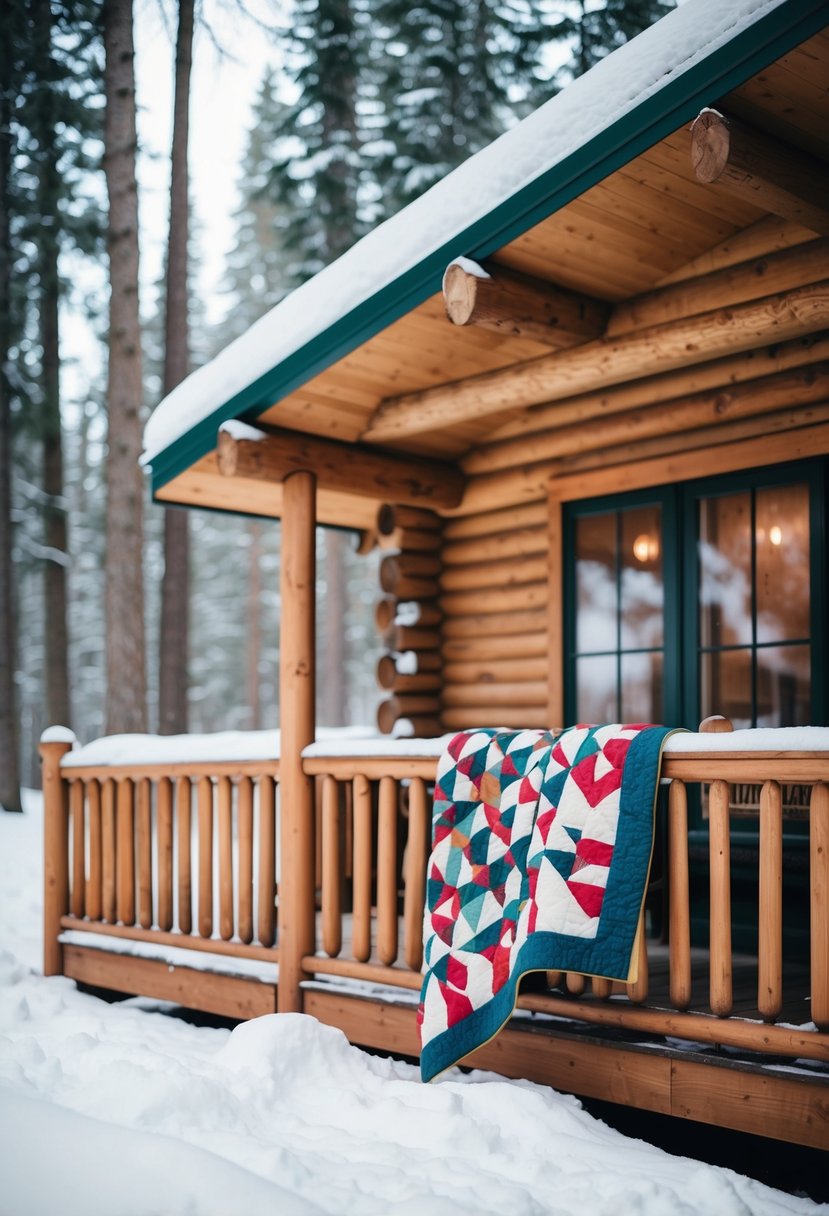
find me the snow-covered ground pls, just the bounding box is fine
[0,794,823,1215]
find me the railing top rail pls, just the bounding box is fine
[60,760,280,781]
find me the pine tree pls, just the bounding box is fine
[267,0,369,283]
[373,1,552,213]
[550,0,676,81]
[158,0,195,736]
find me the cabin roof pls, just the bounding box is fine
[142,0,829,529]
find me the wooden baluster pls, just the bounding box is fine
[70,779,85,918]
[101,778,116,924]
[237,776,254,945]
[566,972,586,996]
[86,779,102,922]
[257,774,276,948]
[758,781,783,1021]
[546,971,563,990]
[321,776,342,958]
[811,782,829,1031]
[116,779,135,926]
[592,977,612,999]
[136,778,153,930]
[708,778,733,1016]
[352,774,373,963]
[177,776,192,935]
[377,776,399,966]
[626,914,649,1003]
[669,779,692,1009]
[403,777,429,972]
[217,776,234,941]
[156,777,173,932]
[198,777,213,937]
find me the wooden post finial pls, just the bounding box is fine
[699,715,734,733]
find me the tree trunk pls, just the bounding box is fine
[158,0,194,735]
[36,0,71,731]
[103,0,147,734]
[246,520,263,730]
[322,529,347,725]
[0,23,22,811]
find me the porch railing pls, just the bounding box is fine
[40,735,829,1067]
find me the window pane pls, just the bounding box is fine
[621,505,663,650]
[700,648,752,728]
[756,645,811,726]
[621,652,663,723]
[756,483,810,643]
[699,493,751,646]
[575,513,616,654]
[576,654,617,723]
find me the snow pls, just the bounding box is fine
[0,791,824,1214]
[441,255,490,294]
[142,0,789,465]
[58,930,279,984]
[663,727,829,753]
[39,725,76,745]
[218,419,268,442]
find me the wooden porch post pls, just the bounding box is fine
[277,469,317,1013]
[40,732,75,976]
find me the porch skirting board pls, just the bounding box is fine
[61,945,829,1150]
[302,988,829,1152]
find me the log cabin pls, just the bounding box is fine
[41,0,829,1150]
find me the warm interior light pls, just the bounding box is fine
[632,533,658,563]
[769,524,783,546]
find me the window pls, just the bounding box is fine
[564,460,827,731]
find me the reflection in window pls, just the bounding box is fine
[697,481,811,727]
[573,504,664,723]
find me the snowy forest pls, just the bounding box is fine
[0,0,673,807]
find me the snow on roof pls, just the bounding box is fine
[141,0,791,470]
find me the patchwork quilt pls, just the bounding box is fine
[418,723,674,1081]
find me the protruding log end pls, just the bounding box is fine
[699,715,734,733]
[690,109,731,184]
[443,261,484,326]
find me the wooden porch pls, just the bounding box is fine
[41,732,829,1150]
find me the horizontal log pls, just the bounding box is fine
[548,419,829,505]
[363,281,829,442]
[376,659,442,694]
[456,401,829,517]
[464,361,829,475]
[655,215,815,288]
[394,601,443,628]
[217,425,465,508]
[374,597,397,633]
[302,756,438,779]
[607,238,829,336]
[441,706,550,730]
[376,700,442,734]
[487,331,829,445]
[384,625,441,652]
[440,581,548,617]
[440,553,548,593]
[377,504,442,534]
[377,526,442,553]
[442,501,548,541]
[443,526,547,568]
[442,632,548,662]
[691,110,829,238]
[443,258,608,347]
[380,552,442,583]
[443,681,548,708]
[442,607,548,640]
[443,657,544,684]
[382,576,440,602]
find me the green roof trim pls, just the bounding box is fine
[151,0,828,499]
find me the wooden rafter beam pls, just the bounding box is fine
[442,258,608,348]
[690,110,829,238]
[362,280,829,444]
[217,423,465,509]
